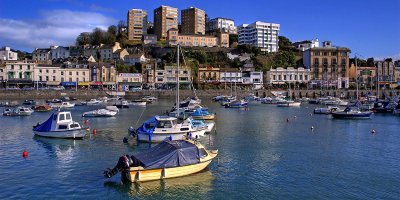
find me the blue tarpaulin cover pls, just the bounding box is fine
[192,108,210,116]
[136,116,158,136]
[132,140,200,169]
[33,113,55,132]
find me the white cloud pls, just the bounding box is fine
[0,9,117,51]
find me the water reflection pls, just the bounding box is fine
[104,170,214,198]
[33,136,81,163]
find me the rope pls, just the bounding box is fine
[134,106,146,127]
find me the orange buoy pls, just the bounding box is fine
[93,129,97,135]
[22,150,28,158]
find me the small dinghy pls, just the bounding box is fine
[33,111,86,139]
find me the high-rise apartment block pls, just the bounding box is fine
[181,7,206,35]
[154,6,178,40]
[127,9,148,41]
[237,21,280,52]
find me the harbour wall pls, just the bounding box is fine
[0,89,398,101]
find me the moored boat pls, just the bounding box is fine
[104,139,218,182]
[131,100,147,106]
[191,108,215,120]
[128,116,207,143]
[33,111,86,139]
[225,99,248,108]
[331,107,372,119]
[86,99,101,106]
[82,106,119,117]
[113,100,129,108]
[22,99,36,106]
[372,101,396,113]
[32,105,53,112]
[60,102,75,109]
[314,106,340,114]
[3,106,34,116]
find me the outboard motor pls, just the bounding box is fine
[128,127,137,137]
[104,155,131,178]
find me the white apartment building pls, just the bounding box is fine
[242,71,264,89]
[5,60,35,81]
[220,68,242,83]
[237,21,280,52]
[293,39,319,51]
[51,46,70,60]
[0,64,6,82]
[266,67,311,85]
[154,66,191,88]
[206,18,237,34]
[0,47,18,60]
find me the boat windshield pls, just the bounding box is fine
[66,113,71,120]
[157,120,175,128]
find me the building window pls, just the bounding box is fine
[52,76,56,81]
[61,71,64,76]
[69,72,72,75]
[46,76,49,81]
[76,72,79,75]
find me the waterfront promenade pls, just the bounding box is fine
[0,89,399,100]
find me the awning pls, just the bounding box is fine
[61,82,76,86]
[90,81,103,86]
[102,82,116,85]
[120,82,142,86]
[46,81,60,86]
[78,82,90,86]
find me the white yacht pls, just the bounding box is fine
[129,116,207,143]
[86,99,101,106]
[60,102,75,109]
[33,111,86,139]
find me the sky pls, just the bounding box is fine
[0,0,399,59]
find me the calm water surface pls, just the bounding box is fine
[0,99,399,199]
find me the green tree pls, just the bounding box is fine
[273,51,296,68]
[229,34,238,46]
[366,57,375,66]
[76,32,91,45]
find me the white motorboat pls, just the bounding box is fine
[86,99,101,106]
[186,117,215,133]
[33,111,87,139]
[277,100,301,107]
[60,102,75,109]
[129,116,207,143]
[113,100,130,108]
[141,96,157,103]
[131,100,147,106]
[314,106,340,114]
[331,107,373,119]
[3,106,34,116]
[82,106,119,117]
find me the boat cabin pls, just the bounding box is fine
[54,112,81,131]
[155,116,177,128]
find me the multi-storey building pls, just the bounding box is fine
[0,47,18,61]
[98,42,122,61]
[237,21,280,52]
[59,63,90,88]
[142,34,157,45]
[181,7,205,35]
[220,68,242,83]
[127,9,148,41]
[141,59,157,89]
[375,60,396,86]
[124,54,149,66]
[242,71,264,89]
[89,62,117,90]
[198,66,220,84]
[154,65,191,88]
[154,5,178,40]
[167,29,229,47]
[0,63,6,86]
[266,67,311,85]
[51,46,70,60]
[293,39,320,51]
[84,45,100,59]
[118,73,143,91]
[34,64,61,87]
[206,17,237,34]
[32,46,55,64]
[348,64,376,88]
[303,41,350,87]
[5,60,36,87]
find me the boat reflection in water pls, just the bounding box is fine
[104,170,214,198]
[33,136,81,162]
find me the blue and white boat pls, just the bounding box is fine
[128,116,207,143]
[225,99,248,108]
[185,117,215,133]
[372,101,397,113]
[33,111,87,139]
[190,108,215,120]
[331,107,372,119]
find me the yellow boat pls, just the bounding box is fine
[104,139,218,183]
[191,113,215,120]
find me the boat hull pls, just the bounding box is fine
[191,114,215,120]
[123,159,213,183]
[137,129,206,143]
[332,112,372,119]
[131,102,147,106]
[34,129,86,139]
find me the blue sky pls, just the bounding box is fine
[0,0,399,59]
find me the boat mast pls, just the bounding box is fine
[176,45,180,116]
[355,56,359,100]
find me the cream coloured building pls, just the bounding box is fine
[5,60,36,87]
[34,64,61,86]
[59,63,90,87]
[266,67,311,85]
[167,29,229,47]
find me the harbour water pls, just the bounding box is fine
[0,99,399,199]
